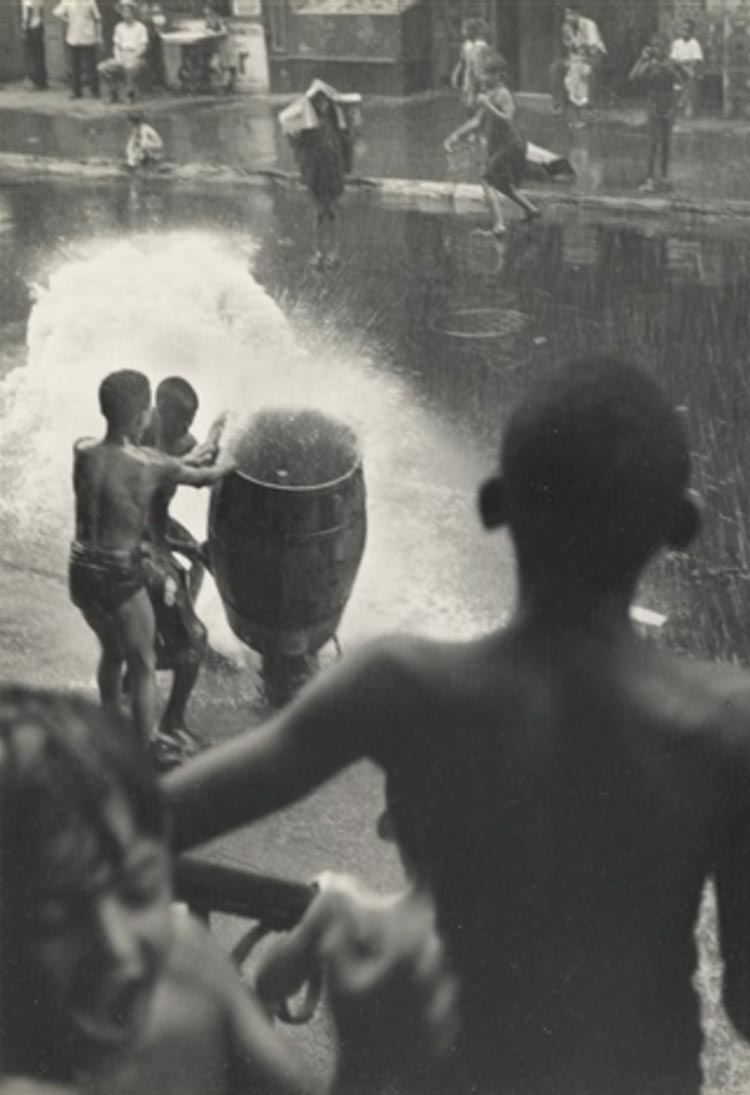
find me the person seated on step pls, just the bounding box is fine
[0,686,458,1095]
[98,0,148,104]
[166,355,750,1095]
[69,369,234,755]
[125,110,164,170]
[138,377,226,767]
[444,52,540,238]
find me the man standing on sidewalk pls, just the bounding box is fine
[21,0,48,90]
[670,20,704,120]
[53,0,102,100]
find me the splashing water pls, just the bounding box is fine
[0,231,507,661]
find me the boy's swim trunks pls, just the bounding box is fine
[69,541,146,618]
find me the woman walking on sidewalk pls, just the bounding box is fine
[444,53,540,237]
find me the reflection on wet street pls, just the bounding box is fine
[1,178,748,669]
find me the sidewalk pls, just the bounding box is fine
[3,81,750,205]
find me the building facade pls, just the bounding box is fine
[2,0,749,111]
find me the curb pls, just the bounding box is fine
[3,152,750,222]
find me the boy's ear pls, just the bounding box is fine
[479,476,508,530]
[666,491,701,550]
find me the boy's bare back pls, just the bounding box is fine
[365,626,750,1093]
[73,439,181,553]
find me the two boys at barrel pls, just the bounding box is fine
[168,355,750,1095]
[68,369,233,759]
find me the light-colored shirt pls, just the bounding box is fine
[126,123,164,167]
[564,15,607,58]
[114,19,149,66]
[53,0,101,47]
[671,36,704,65]
[21,0,44,31]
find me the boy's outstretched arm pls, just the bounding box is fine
[164,640,407,851]
[183,414,228,467]
[175,451,236,487]
[444,112,481,150]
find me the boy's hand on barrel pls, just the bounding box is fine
[206,412,229,447]
[217,451,238,476]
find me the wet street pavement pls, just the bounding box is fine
[4,82,750,204]
[2,80,750,1093]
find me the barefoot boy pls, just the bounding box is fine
[167,356,750,1095]
[0,687,455,1095]
[69,369,233,748]
[140,377,225,762]
[445,53,539,236]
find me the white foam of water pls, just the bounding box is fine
[0,231,502,662]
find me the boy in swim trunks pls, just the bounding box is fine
[69,369,234,750]
[140,377,225,763]
[0,686,456,1095]
[167,356,750,1095]
[444,52,540,237]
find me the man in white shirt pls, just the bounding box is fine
[21,0,47,89]
[54,0,102,98]
[670,19,704,118]
[97,0,149,103]
[551,5,607,117]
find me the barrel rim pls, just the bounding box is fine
[231,452,364,494]
[230,412,363,493]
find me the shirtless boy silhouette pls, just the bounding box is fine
[69,369,234,748]
[139,377,225,759]
[166,356,750,1095]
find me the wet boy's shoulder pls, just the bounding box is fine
[655,648,750,765]
[162,904,240,1002]
[347,633,487,704]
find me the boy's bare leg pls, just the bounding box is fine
[161,663,199,733]
[326,204,340,265]
[314,203,337,265]
[481,181,506,235]
[161,637,206,735]
[503,183,541,220]
[313,204,325,265]
[97,637,124,711]
[115,589,159,745]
